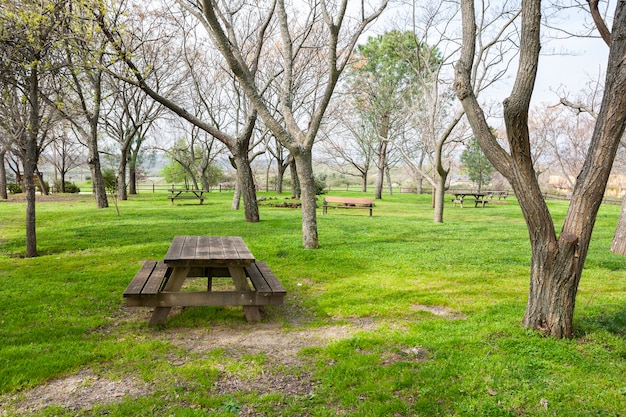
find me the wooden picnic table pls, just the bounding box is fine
[168,189,206,204]
[124,236,286,325]
[451,192,488,208]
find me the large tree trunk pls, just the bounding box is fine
[456,0,626,338]
[294,149,318,249]
[0,150,7,200]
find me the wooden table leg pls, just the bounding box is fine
[149,266,190,325]
[229,266,262,322]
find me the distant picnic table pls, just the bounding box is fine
[168,188,206,204]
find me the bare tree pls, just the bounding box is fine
[181,0,388,248]
[0,0,71,256]
[454,0,626,338]
[43,124,86,192]
[317,98,375,192]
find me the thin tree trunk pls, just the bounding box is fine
[385,166,393,195]
[25,66,39,258]
[36,169,49,195]
[232,180,241,210]
[117,156,128,200]
[0,150,7,200]
[290,158,300,199]
[433,171,448,223]
[375,140,387,200]
[294,150,318,249]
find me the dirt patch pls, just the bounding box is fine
[411,304,465,319]
[0,320,377,415]
[1,369,150,416]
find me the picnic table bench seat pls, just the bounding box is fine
[124,260,170,298]
[322,196,374,216]
[124,259,286,310]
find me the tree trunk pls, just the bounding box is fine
[290,158,300,199]
[0,150,7,200]
[375,139,387,200]
[433,170,448,223]
[232,151,260,222]
[36,169,49,195]
[294,150,319,249]
[117,155,128,201]
[88,150,108,208]
[522,232,580,338]
[25,66,39,258]
[129,165,137,195]
[232,180,241,210]
[611,194,626,254]
[361,174,367,192]
[385,166,393,195]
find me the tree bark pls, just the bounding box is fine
[232,150,260,223]
[0,150,7,200]
[290,158,300,199]
[433,171,448,223]
[25,66,40,258]
[294,149,318,249]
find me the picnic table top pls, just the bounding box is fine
[164,236,255,267]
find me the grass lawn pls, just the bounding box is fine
[0,191,625,416]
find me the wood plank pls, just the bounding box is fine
[221,237,239,261]
[229,236,255,263]
[126,291,285,307]
[255,261,287,294]
[164,236,185,262]
[124,261,157,297]
[180,236,199,259]
[195,236,212,261]
[142,261,169,295]
[208,236,226,262]
[245,263,272,293]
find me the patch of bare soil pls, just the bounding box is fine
[0,320,377,416]
[1,369,150,416]
[411,304,465,320]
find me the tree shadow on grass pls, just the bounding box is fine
[576,307,626,340]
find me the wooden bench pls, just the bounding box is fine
[244,261,287,305]
[124,260,170,303]
[124,260,286,310]
[322,196,373,216]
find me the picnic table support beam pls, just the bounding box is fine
[148,266,190,325]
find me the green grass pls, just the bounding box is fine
[0,191,625,416]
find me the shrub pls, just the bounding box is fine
[7,183,22,194]
[55,181,81,194]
